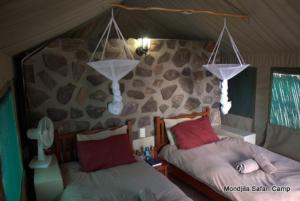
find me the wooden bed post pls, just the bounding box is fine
[54,131,62,164]
[155,116,166,152]
[154,117,160,150]
[205,106,210,114]
[126,119,134,149]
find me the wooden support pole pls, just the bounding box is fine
[111,3,249,20]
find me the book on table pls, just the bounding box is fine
[145,157,162,167]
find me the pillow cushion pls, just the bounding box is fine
[77,134,136,172]
[164,116,200,145]
[164,118,190,145]
[171,117,219,149]
[77,125,127,141]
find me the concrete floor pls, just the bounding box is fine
[169,176,212,201]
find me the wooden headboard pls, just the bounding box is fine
[154,107,210,152]
[54,120,133,164]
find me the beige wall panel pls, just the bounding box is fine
[221,113,253,132]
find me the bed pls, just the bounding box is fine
[155,108,300,201]
[54,120,192,201]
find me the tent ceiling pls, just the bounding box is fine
[117,0,300,54]
[0,0,121,56]
[1,0,300,55]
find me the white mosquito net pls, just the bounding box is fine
[203,19,249,114]
[87,10,139,115]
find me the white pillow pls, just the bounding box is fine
[164,116,200,145]
[76,125,127,141]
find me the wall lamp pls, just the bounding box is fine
[136,37,151,56]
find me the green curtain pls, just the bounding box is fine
[0,89,23,201]
[228,67,257,118]
[270,73,300,130]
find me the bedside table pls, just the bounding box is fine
[154,161,168,176]
[34,155,64,201]
[213,125,256,144]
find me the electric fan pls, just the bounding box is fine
[27,117,54,168]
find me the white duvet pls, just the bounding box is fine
[59,160,192,201]
[159,137,300,201]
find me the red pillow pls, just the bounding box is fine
[171,117,219,149]
[77,134,136,172]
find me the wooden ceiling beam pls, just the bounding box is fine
[111,3,249,20]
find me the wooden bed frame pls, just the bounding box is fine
[155,107,230,201]
[54,120,133,164]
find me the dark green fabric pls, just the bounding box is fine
[270,72,300,130]
[228,67,257,118]
[0,90,23,201]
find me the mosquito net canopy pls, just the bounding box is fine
[87,10,139,115]
[203,19,249,114]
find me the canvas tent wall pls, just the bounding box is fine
[224,52,300,160]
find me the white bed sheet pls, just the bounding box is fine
[159,137,300,201]
[59,160,192,201]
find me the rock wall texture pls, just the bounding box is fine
[23,38,220,138]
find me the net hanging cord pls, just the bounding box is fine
[207,22,226,79]
[112,15,134,59]
[225,22,244,64]
[210,18,240,65]
[209,22,226,64]
[89,18,112,62]
[207,18,246,66]
[101,16,113,60]
[89,9,134,62]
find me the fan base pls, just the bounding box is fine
[29,155,52,169]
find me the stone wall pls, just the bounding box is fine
[23,38,220,138]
